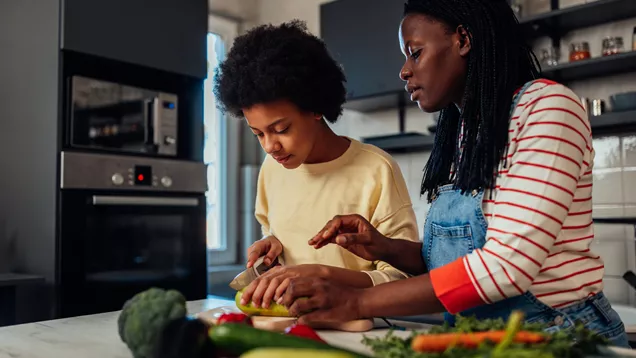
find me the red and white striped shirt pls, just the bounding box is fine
[430,79,602,313]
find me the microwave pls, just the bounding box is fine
[68,75,179,157]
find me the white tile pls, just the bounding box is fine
[593,207,628,241]
[594,223,629,242]
[592,205,625,218]
[622,135,636,168]
[591,239,628,276]
[592,169,624,205]
[623,169,636,205]
[592,136,622,169]
[603,277,631,305]
[626,205,636,218]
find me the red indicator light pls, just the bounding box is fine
[137,174,144,181]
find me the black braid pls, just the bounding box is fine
[405,0,541,202]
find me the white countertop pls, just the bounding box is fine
[0,296,430,358]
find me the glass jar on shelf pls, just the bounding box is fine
[569,42,591,62]
[602,36,624,56]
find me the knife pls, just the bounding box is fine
[229,255,283,291]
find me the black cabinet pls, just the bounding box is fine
[320,0,407,112]
[61,0,208,79]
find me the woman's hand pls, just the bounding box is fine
[308,214,391,262]
[246,236,283,268]
[240,264,328,309]
[280,277,364,324]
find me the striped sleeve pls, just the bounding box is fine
[430,84,591,314]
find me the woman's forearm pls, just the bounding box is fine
[322,266,373,288]
[381,239,428,276]
[358,273,445,317]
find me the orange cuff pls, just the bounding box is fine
[430,257,486,314]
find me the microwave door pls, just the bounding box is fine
[143,98,159,155]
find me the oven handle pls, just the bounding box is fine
[91,196,199,207]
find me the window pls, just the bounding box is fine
[206,15,240,266]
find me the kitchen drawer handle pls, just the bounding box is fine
[91,196,199,207]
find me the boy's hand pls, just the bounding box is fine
[246,236,283,268]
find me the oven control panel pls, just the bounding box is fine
[109,165,174,188]
[60,151,206,193]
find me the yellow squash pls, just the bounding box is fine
[240,348,357,358]
[234,289,291,317]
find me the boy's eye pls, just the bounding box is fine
[253,132,264,138]
[276,126,290,134]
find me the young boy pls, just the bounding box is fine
[213,20,419,309]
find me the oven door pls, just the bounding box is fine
[58,190,207,318]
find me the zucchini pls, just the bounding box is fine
[240,348,357,358]
[209,323,369,358]
[234,290,291,317]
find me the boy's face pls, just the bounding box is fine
[243,100,323,169]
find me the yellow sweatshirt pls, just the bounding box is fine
[254,137,420,285]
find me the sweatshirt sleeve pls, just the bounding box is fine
[430,84,590,313]
[363,156,421,285]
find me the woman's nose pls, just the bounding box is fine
[400,66,412,81]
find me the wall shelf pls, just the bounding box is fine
[362,132,435,154]
[590,109,636,134]
[519,0,636,41]
[363,110,636,154]
[542,51,636,82]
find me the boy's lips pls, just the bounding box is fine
[273,154,291,164]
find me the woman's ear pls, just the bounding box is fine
[455,25,471,57]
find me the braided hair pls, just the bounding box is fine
[404,0,541,201]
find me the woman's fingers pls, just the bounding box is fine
[308,219,339,248]
[274,277,291,303]
[260,277,282,309]
[280,277,316,307]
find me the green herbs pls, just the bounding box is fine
[361,315,610,358]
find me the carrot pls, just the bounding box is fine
[411,330,547,352]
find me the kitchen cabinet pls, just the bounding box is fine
[320,0,408,112]
[61,0,208,79]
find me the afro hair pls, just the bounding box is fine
[212,20,347,123]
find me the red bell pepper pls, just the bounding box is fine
[284,323,325,343]
[217,312,253,326]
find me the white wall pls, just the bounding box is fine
[252,0,636,304]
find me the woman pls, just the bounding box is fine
[213,21,420,309]
[279,0,630,347]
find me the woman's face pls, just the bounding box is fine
[243,100,323,169]
[399,14,470,112]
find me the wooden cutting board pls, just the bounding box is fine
[195,307,374,332]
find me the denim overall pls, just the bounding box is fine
[421,80,630,348]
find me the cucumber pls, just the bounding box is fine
[240,348,357,358]
[209,323,369,358]
[234,290,291,317]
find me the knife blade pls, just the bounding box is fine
[229,256,283,291]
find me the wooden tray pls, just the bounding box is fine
[195,306,374,332]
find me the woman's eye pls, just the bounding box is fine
[410,49,421,59]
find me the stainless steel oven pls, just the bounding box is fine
[57,152,207,318]
[68,75,179,157]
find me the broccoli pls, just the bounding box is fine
[117,287,188,358]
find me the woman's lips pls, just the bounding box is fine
[410,88,422,101]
